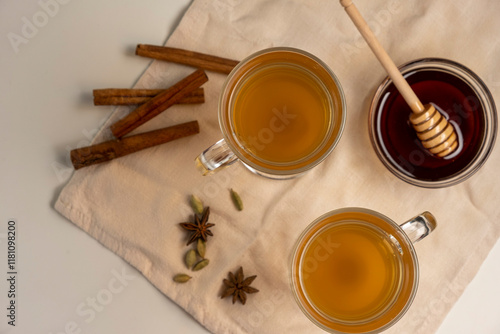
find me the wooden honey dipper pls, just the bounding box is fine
[340,0,458,157]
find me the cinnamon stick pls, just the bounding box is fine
[136,45,239,74]
[110,69,208,138]
[94,88,165,98]
[93,88,205,105]
[71,121,199,170]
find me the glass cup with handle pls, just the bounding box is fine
[290,207,437,333]
[195,47,346,179]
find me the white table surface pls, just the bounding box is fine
[1,0,499,333]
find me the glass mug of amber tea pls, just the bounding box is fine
[195,47,346,179]
[369,58,497,188]
[291,208,437,333]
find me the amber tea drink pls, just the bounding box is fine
[196,47,346,179]
[291,208,436,333]
[232,64,330,164]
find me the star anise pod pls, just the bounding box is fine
[221,267,259,305]
[179,207,214,245]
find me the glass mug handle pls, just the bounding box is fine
[195,139,238,175]
[400,211,437,243]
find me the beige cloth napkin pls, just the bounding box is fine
[55,0,500,333]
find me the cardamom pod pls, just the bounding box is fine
[193,259,209,271]
[185,249,197,269]
[173,274,192,283]
[190,194,204,215]
[230,189,243,211]
[197,238,206,258]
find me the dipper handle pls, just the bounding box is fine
[340,0,459,157]
[339,0,424,113]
